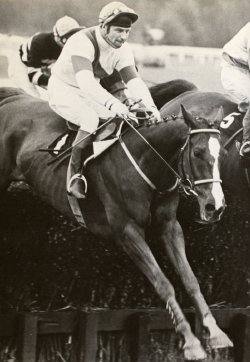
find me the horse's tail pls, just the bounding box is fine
[0,87,25,103]
[150,79,198,110]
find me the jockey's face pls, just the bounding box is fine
[53,33,65,48]
[103,25,131,48]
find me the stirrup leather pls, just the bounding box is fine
[67,173,87,195]
[239,141,250,157]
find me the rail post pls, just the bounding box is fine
[241,314,250,362]
[17,313,38,362]
[232,313,250,362]
[134,312,151,362]
[73,311,99,362]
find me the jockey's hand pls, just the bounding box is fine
[126,98,145,110]
[147,106,161,123]
[41,65,51,78]
[110,102,130,119]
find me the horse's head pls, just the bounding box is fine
[179,104,226,224]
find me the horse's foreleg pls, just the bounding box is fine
[154,198,233,351]
[117,220,207,361]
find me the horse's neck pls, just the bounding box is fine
[145,120,187,152]
[126,121,187,190]
[131,121,187,175]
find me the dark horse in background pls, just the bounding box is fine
[154,79,250,202]
[0,84,231,360]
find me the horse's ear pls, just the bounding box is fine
[180,104,197,129]
[214,106,224,128]
[238,101,249,113]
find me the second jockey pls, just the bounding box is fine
[221,22,250,159]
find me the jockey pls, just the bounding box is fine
[48,1,161,200]
[8,16,81,99]
[221,22,250,159]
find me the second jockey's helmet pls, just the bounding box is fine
[54,16,80,37]
[99,2,138,28]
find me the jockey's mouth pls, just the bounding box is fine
[115,40,125,46]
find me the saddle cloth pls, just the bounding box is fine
[47,119,125,227]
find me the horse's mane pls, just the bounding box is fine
[0,87,25,103]
[149,79,198,110]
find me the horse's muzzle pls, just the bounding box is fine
[197,203,226,224]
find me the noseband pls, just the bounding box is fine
[119,120,222,196]
[178,129,222,196]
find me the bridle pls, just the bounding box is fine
[177,128,222,196]
[119,117,222,196]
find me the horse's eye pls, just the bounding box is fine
[193,148,204,158]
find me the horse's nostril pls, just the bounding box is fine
[205,203,215,212]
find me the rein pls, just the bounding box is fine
[119,117,222,196]
[119,118,182,194]
[223,127,243,149]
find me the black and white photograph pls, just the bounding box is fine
[0,0,250,361]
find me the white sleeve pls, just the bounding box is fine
[127,77,156,108]
[245,24,250,67]
[76,69,121,108]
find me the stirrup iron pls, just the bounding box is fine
[67,173,88,195]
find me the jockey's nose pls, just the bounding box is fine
[121,32,128,40]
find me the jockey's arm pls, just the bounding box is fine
[72,55,125,110]
[120,66,155,107]
[27,66,50,87]
[27,39,49,87]
[248,47,250,71]
[119,65,160,120]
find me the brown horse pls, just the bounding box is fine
[0,86,231,360]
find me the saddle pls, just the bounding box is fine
[46,102,149,160]
[46,117,122,158]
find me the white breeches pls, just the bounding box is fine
[221,60,250,103]
[48,76,115,133]
[8,50,48,100]
[8,50,39,97]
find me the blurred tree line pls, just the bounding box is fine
[0,0,250,47]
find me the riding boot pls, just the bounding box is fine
[67,129,92,199]
[240,106,250,159]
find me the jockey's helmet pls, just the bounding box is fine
[53,16,80,37]
[99,2,138,28]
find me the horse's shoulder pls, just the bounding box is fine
[0,87,25,101]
